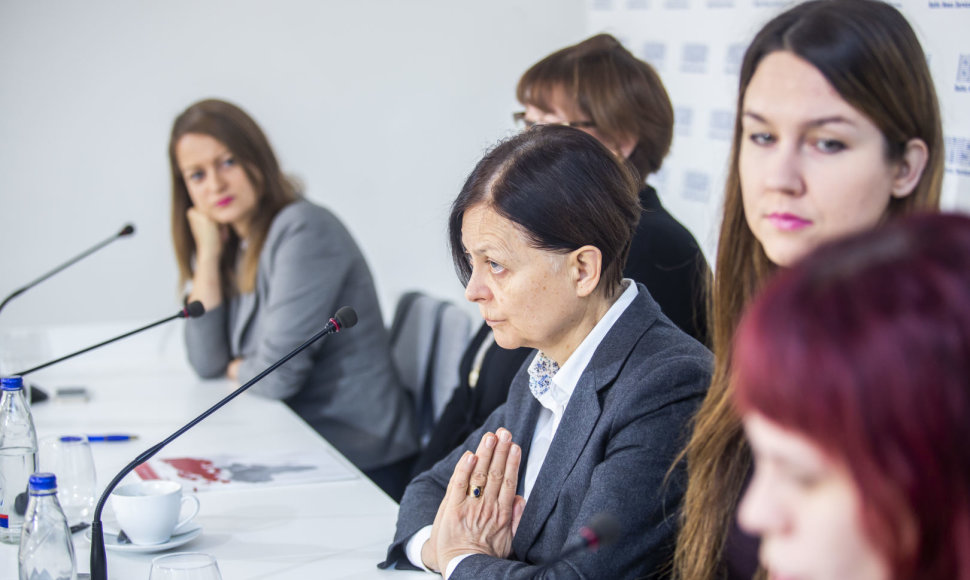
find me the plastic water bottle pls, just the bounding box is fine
[0,376,39,544]
[18,473,77,580]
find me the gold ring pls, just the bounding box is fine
[468,485,483,499]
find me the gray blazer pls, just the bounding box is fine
[185,199,418,471]
[382,284,712,578]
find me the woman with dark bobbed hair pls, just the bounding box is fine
[734,213,970,580]
[412,32,712,482]
[676,0,943,578]
[169,99,417,498]
[516,33,710,344]
[381,125,711,578]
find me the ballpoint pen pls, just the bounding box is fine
[86,435,138,442]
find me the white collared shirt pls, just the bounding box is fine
[406,280,638,578]
[521,279,637,501]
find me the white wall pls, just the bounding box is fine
[0,0,587,329]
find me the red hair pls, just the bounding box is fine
[733,213,970,580]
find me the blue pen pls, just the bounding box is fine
[86,435,138,442]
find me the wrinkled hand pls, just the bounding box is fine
[186,207,225,261]
[428,428,526,570]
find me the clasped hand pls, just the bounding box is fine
[422,428,526,572]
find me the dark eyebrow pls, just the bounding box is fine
[743,110,856,128]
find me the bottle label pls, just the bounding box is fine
[0,514,7,528]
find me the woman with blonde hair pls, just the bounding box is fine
[674,1,943,578]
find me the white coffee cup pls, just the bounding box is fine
[110,481,200,545]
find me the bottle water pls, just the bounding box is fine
[0,376,38,544]
[19,473,77,580]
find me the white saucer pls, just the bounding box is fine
[85,524,203,553]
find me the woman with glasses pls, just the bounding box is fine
[169,99,418,499]
[516,33,710,346]
[733,213,970,580]
[381,125,712,579]
[675,1,943,578]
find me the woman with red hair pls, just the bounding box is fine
[732,213,970,580]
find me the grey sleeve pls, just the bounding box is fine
[236,213,353,399]
[184,302,231,379]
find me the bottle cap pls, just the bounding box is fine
[1,376,24,391]
[28,473,57,491]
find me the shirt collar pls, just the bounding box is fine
[528,279,638,412]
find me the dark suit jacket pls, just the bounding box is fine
[626,185,711,347]
[382,284,712,579]
[411,185,710,477]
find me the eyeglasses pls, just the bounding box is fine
[512,111,596,131]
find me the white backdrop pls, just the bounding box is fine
[0,0,586,330]
[1,0,967,336]
[587,0,970,262]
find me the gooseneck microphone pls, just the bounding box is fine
[89,306,357,580]
[534,513,621,578]
[0,223,136,318]
[13,301,205,376]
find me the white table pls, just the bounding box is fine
[0,323,426,579]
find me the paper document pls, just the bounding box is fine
[134,451,358,491]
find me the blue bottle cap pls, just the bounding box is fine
[1,376,24,391]
[29,473,57,491]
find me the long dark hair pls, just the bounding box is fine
[676,1,943,578]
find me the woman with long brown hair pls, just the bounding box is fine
[674,1,943,578]
[169,99,417,499]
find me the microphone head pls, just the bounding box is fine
[581,513,621,551]
[183,301,206,319]
[333,306,357,330]
[118,224,136,237]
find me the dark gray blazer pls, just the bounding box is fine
[382,284,712,578]
[185,199,418,471]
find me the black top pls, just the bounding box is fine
[411,184,711,478]
[626,185,710,347]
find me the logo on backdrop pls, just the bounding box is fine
[708,110,734,141]
[664,0,690,9]
[945,136,970,176]
[725,43,745,76]
[706,0,734,7]
[681,43,709,74]
[753,0,788,6]
[641,42,667,71]
[956,54,970,92]
[928,1,970,8]
[675,107,694,137]
[627,0,652,8]
[683,171,712,203]
[592,0,615,10]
